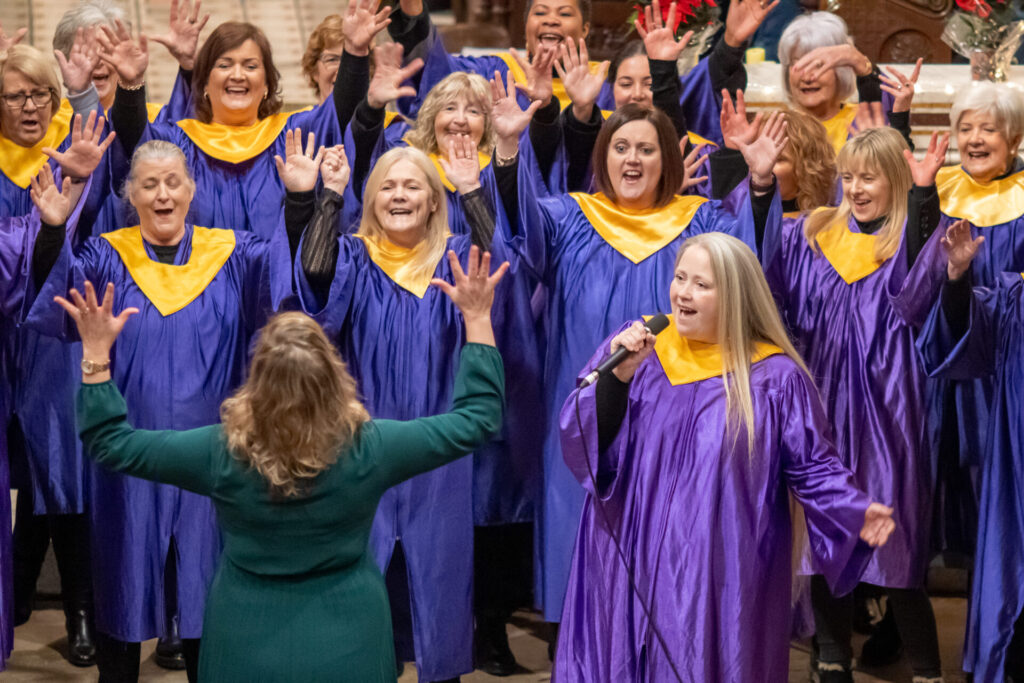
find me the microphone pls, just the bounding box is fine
[579,313,670,388]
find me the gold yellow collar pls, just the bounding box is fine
[571,192,707,264]
[812,213,885,284]
[146,102,164,123]
[101,226,236,316]
[937,165,1024,228]
[649,315,784,385]
[355,233,451,298]
[821,104,857,155]
[0,100,73,188]
[176,109,310,164]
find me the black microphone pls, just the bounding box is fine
[579,313,670,388]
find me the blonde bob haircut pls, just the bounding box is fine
[301,14,345,94]
[778,12,857,105]
[674,233,809,451]
[0,45,62,113]
[221,312,370,498]
[949,81,1024,155]
[776,108,837,212]
[804,127,911,263]
[358,147,450,283]
[405,72,495,156]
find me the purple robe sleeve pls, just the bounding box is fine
[232,227,295,336]
[918,275,1005,382]
[888,221,948,328]
[153,68,195,123]
[292,234,360,339]
[0,215,36,318]
[780,370,873,595]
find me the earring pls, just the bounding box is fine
[203,90,209,99]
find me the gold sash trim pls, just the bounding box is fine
[813,214,884,284]
[0,100,73,188]
[176,109,310,163]
[648,315,784,385]
[354,233,451,298]
[821,104,857,155]
[936,165,1024,228]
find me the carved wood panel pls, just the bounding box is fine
[826,0,954,64]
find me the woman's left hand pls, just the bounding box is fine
[55,27,100,95]
[860,502,895,547]
[941,218,984,281]
[724,0,780,48]
[54,281,139,362]
[274,128,325,193]
[903,131,949,188]
[555,37,609,123]
[29,169,72,227]
[321,145,351,195]
[636,1,694,62]
[439,134,482,195]
[342,0,392,57]
[793,44,872,83]
[149,0,210,71]
[490,70,543,156]
[43,111,116,181]
[737,110,787,187]
[880,59,922,115]
[679,141,709,193]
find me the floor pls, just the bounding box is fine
[3,597,970,681]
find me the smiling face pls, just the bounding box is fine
[129,157,194,246]
[0,70,54,147]
[314,41,344,104]
[607,119,662,209]
[841,162,891,223]
[525,0,589,57]
[433,95,486,157]
[206,39,267,126]
[670,246,719,344]
[612,55,652,109]
[788,62,841,120]
[958,109,1018,183]
[372,159,438,248]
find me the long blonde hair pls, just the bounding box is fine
[676,233,809,450]
[405,71,494,156]
[358,147,450,284]
[804,127,910,262]
[221,312,369,498]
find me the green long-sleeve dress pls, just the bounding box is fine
[75,343,505,683]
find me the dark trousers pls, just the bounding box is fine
[95,538,200,683]
[1008,609,1024,682]
[474,523,533,625]
[811,576,942,678]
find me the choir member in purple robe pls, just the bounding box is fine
[918,220,1024,683]
[761,126,950,682]
[556,231,894,682]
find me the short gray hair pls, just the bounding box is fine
[778,12,856,104]
[950,81,1024,149]
[123,140,195,197]
[53,0,129,57]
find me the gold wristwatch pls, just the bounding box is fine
[81,358,111,375]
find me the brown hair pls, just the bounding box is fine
[405,72,495,156]
[191,22,282,124]
[301,14,345,95]
[777,108,837,212]
[592,104,683,209]
[221,312,370,499]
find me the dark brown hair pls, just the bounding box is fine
[592,104,683,208]
[191,22,282,124]
[607,39,646,84]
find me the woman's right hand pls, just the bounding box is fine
[274,128,325,193]
[431,246,509,347]
[942,218,984,281]
[367,43,423,110]
[55,27,100,95]
[96,19,149,88]
[636,0,694,62]
[29,169,72,227]
[792,43,872,83]
[720,89,761,151]
[608,321,656,383]
[860,502,895,547]
[342,0,392,57]
[321,145,351,195]
[555,37,609,123]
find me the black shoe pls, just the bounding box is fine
[475,618,517,676]
[860,608,903,667]
[65,608,96,667]
[817,663,854,683]
[154,615,186,671]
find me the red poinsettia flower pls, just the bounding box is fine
[956,0,993,17]
[633,0,717,33]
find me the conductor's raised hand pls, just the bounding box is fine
[942,218,984,281]
[431,246,509,347]
[55,281,139,362]
[860,502,895,547]
[608,321,656,383]
[274,128,325,192]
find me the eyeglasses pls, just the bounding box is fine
[318,53,342,67]
[1,89,55,110]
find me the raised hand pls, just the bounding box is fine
[274,128,326,192]
[724,0,781,48]
[850,101,886,135]
[880,59,922,114]
[635,0,695,62]
[0,21,28,53]
[55,27,100,95]
[54,281,139,363]
[554,37,610,123]
[321,145,351,195]
[510,45,556,105]
[439,134,482,194]
[43,111,117,180]
[343,0,392,57]
[680,142,709,193]
[29,169,73,227]
[941,219,984,281]
[431,246,509,346]
[793,44,873,84]
[609,321,657,383]
[491,70,544,153]
[860,502,895,547]
[96,20,149,88]
[903,131,950,187]
[738,110,787,187]
[720,89,761,151]
[367,43,423,109]
[149,0,210,71]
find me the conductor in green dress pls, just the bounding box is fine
[57,245,509,682]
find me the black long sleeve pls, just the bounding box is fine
[889,110,914,151]
[941,272,971,343]
[650,58,688,142]
[111,84,148,156]
[529,97,562,183]
[351,99,386,201]
[856,66,883,104]
[563,105,603,192]
[299,189,343,298]
[285,189,316,261]
[31,222,67,291]
[749,180,776,255]
[387,6,431,54]
[707,39,746,105]
[333,51,370,136]
[493,156,520,233]
[595,371,630,453]
[905,184,940,269]
[709,148,748,200]
[460,188,496,249]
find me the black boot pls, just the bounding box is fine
[860,604,903,667]
[65,608,96,667]
[475,615,517,676]
[154,615,186,670]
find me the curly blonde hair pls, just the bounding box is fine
[778,108,837,212]
[405,72,494,156]
[221,312,369,498]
